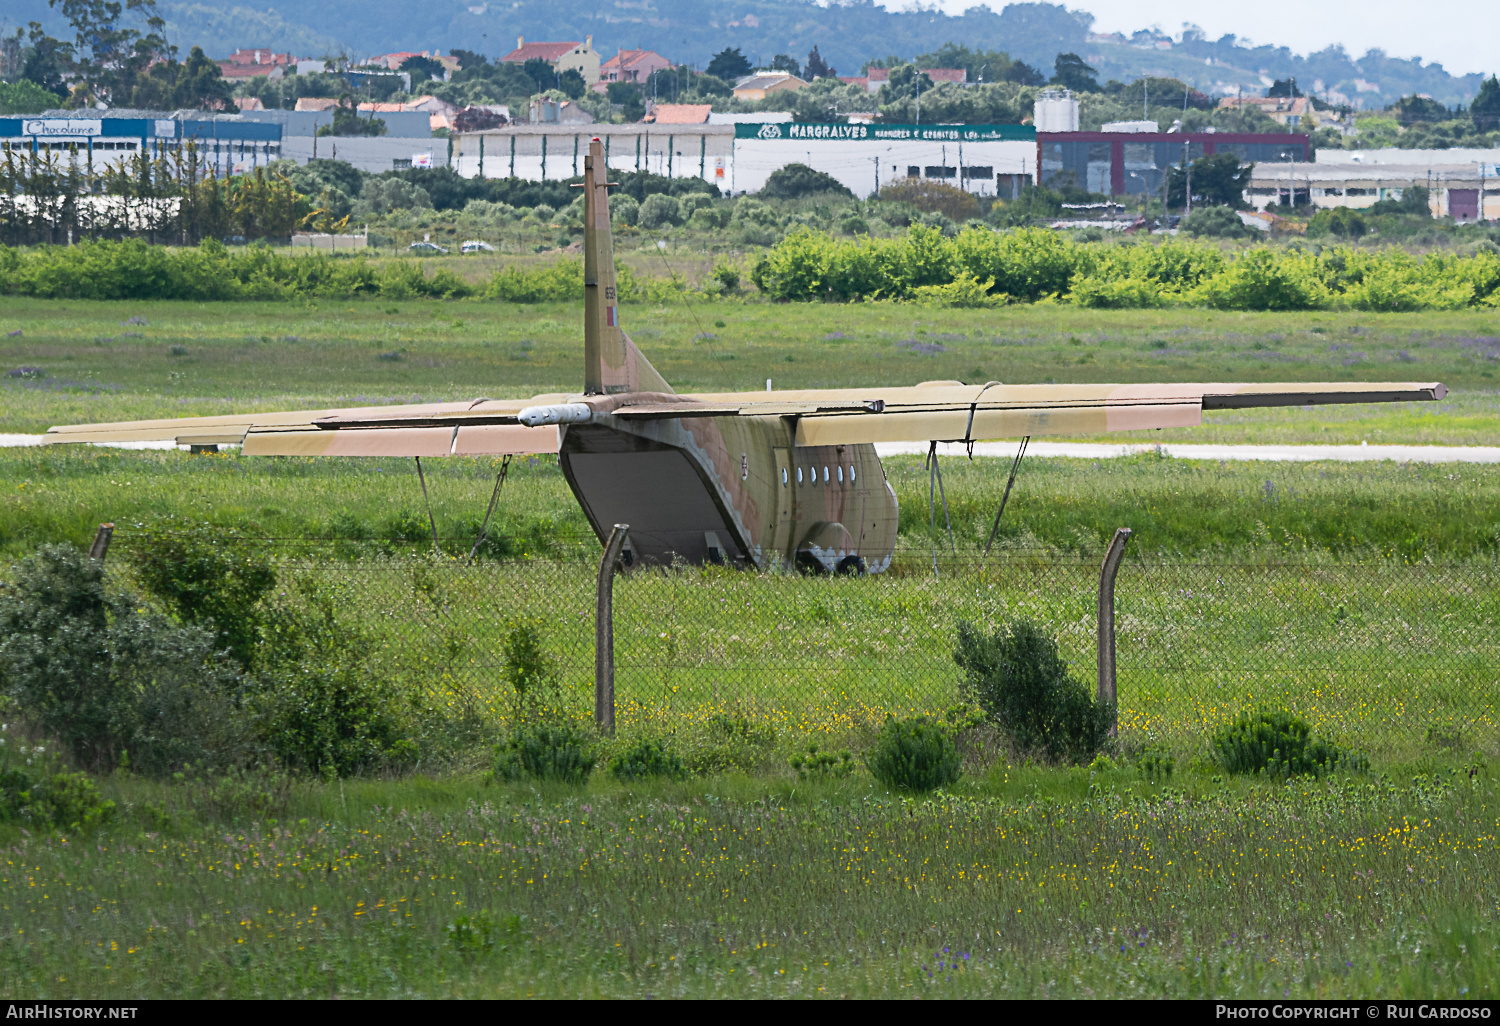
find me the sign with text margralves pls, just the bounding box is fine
[734,122,1034,142]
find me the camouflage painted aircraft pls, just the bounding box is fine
[46,139,1447,573]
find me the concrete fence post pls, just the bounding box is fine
[1097,527,1132,736]
[88,522,115,561]
[595,523,630,735]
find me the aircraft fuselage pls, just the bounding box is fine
[559,413,899,572]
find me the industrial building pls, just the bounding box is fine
[1038,130,1309,198]
[450,121,1037,198]
[1,110,282,175]
[1248,161,1500,220]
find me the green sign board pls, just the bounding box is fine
[733,122,1034,142]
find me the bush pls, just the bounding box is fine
[638,194,682,230]
[0,544,250,773]
[876,179,979,221]
[761,163,854,201]
[682,713,775,775]
[1211,709,1367,778]
[953,619,1113,764]
[1135,744,1175,781]
[1307,207,1368,240]
[0,754,116,831]
[493,723,596,785]
[128,520,277,668]
[1197,247,1331,310]
[789,742,854,781]
[608,737,687,781]
[253,577,417,777]
[1181,204,1258,240]
[866,715,961,792]
[610,195,640,227]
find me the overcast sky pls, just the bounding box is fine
[931,0,1500,78]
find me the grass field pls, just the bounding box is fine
[1,297,1496,442]
[4,296,1500,999]
[3,768,1497,998]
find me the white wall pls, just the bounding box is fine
[281,137,449,173]
[730,139,1037,198]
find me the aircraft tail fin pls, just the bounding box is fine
[582,139,673,396]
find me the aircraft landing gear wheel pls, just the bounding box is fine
[835,555,867,575]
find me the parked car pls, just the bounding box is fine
[408,241,449,254]
[460,239,496,253]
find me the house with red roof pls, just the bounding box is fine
[595,48,673,92]
[857,67,967,93]
[217,48,293,80]
[502,36,601,84]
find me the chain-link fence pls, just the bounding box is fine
[107,533,1500,760]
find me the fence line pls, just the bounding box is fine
[104,533,1500,759]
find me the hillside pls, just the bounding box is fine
[2,0,1486,106]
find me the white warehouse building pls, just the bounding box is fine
[450,121,1037,198]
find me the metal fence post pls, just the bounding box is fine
[88,522,115,561]
[1097,527,1132,735]
[595,524,630,735]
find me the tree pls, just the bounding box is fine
[1394,94,1449,125]
[400,54,447,83]
[1167,153,1252,208]
[804,45,832,80]
[449,49,487,72]
[131,45,236,111]
[706,47,751,82]
[1266,77,1303,98]
[522,56,557,95]
[1006,61,1046,86]
[318,95,387,137]
[761,162,852,199]
[45,0,172,105]
[606,80,644,122]
[769,54,801,77]
[17,24,72,98]
[0,79,67,114]
[1051,52,1098,92]
[1472,76,1500,131]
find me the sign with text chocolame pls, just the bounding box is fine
[734,122,1034,142]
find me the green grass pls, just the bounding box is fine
[2,297,1497,440]
[5,446,1500,562]
[4,767,1498,998]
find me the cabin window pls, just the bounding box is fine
[836,466,843,483]
[781,468,788,485]
[823,466,830,483]
[850,465,856,483]
[796,467,803,485]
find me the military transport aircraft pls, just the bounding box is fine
[45,139,1447,573]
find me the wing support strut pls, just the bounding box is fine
[983,436,1030,559]
[467,454,512,566]
[414,456,441,556]
[926,440,956,577]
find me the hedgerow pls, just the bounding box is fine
[2,229,1498,310]
[753,226,1500,310]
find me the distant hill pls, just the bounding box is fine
[3,0,1485,106]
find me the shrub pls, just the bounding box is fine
[1135,744,1175,781]
[0,544,250,773]
[128,520,277,668]
[638,194,682,230]
[254,577,417,777]
[876,179,979,221]
[608,737,687,781]
[1182,204,1258,240]
[610,195,640,227]
[910,270,1006,307]
[493,723,596,785]
[761,163,854,201]
[866,715,961,792]
[789,742,854,781]
[1212,710,1367,778]
[683,713,775,775]
[1197,247,1331,310]
[953,619,1113,764]
[1307,207,1368,240]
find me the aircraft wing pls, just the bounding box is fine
[42,396,570,456]
[43,380,1446,454]
[682,380,1449,446]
